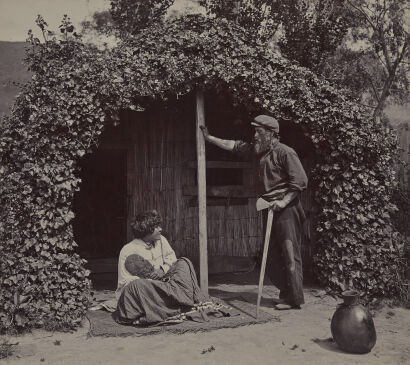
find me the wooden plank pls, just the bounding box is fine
[196,89,208,293]
[185,161,252,169]
[182,185,256,198]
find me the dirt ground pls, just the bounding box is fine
[1,271,409,365]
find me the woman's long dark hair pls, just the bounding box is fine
[131,210,162,239]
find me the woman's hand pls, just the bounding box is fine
[149,268,165,280]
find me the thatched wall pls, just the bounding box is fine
[121,106,264,260]
[91,96,316,265]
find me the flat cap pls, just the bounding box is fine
[251,115,279,133]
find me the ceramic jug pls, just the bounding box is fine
[330,290,377,354]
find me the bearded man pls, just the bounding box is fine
[200,115,308,310]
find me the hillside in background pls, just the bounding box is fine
[0,41,32,117]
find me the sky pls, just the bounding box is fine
[0,0,110,41]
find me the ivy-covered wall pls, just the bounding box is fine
[0,15,407,332]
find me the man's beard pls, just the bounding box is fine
[254,138,272,154]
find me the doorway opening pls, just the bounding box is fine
[73,148,127,259]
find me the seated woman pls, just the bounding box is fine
[115,210,177,300]
[115,210,210,325]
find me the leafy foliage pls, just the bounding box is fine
[110,0,175,35]
[323,0,409,118]
[201,0,409,119]
[277,0,350,71]
[0,13,408,332]
[80,0,176,38]
[0,338,15,359]
[200,0,283,43]
[80,10,114,37]
[201,0,350,70]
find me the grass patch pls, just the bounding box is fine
[0,338,17,359]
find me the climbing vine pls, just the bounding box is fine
[0,14,407,332]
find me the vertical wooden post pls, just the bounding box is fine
[196,89,208,293]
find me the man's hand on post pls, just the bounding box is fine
[200,125,210,141]
[149,268,165,280]
[199,126,235,151]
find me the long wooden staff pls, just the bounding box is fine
[256,198,274,318]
